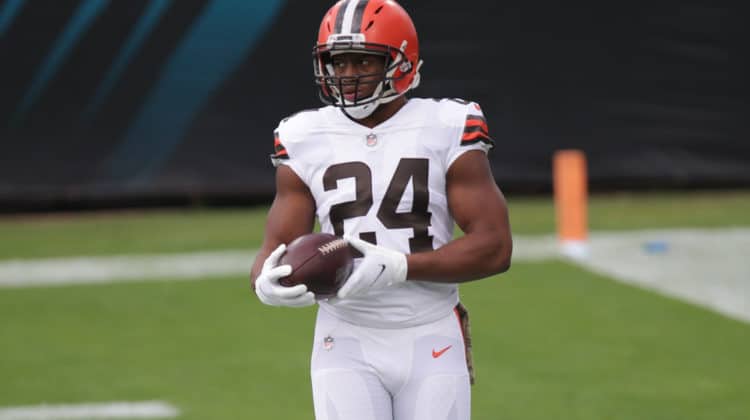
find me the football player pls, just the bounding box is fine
[251,1,512,419]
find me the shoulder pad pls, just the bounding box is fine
[277,108,324,141]
[420,98,483,129]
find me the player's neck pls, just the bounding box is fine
[348,96,408,129]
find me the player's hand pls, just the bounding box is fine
[255,244,315,307]
[337,237,408,299]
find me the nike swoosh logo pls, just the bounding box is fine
[432,345,452,358]
[374,264,386,281]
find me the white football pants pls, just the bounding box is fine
[310,308,470,420]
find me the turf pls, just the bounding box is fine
[464,262,750,420]
[0,277,316,419]
[511,190,750,235]
[1,191,749,419]
[1,265,748,419]
[0,209,270,260]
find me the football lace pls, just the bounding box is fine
[318,239,348,255]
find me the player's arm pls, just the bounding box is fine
[250,165,316,305]
[406,149,512,282]
[338,150,511,298]
[250,165,316,288]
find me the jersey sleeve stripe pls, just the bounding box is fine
[464,115,487,125]
[461,114,493,147]
[463,125,489,136]
[464,119,489,132]
[463,115,489,135]
[271,132,289,160]
[464,121,490,133]
[461,131,495,147]
[269,150,289,163]
[464,115,487,123]
[461,130,491,142]
[273,147,288,156]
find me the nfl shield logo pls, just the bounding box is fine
[366,133,378,147]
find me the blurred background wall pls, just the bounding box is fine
[0,0,747,210]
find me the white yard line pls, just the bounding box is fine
[579,228,750,323]
[0,401,178,420]
[517,228,750,323]
[0,250,256,287]
[0,239,552,288]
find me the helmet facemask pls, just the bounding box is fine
[313,35,415,119]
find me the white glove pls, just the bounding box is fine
[255,244,315,307]
[337,237,408,299]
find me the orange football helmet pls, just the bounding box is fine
[313,0,423,119]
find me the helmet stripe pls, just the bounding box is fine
[333,0,350,33]
[350,0,369,33]
[339,0,360,34]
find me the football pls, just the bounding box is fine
[278,232,354,299]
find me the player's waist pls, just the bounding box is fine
[319,282,458,329]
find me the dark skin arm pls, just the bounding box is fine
[406,150,512,283]
[250,165,316,289]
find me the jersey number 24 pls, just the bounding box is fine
[323,158,434,253]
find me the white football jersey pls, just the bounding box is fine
[271,98,494,328]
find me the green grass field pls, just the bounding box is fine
[1,191,749,419]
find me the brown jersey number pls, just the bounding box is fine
[322,158,433,253]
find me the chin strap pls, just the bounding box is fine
[342,101,379,119]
